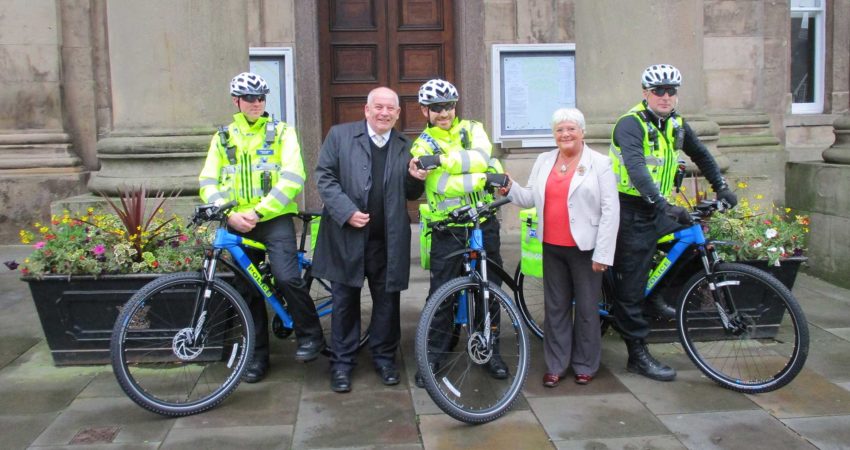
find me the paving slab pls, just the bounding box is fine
[614,368,760,415]
[0,335,39,369]
[0,412,57,449]
[29,444,158,450]
[553,435,686,449]
[523,363,628,399]
[658,409,817,449]
[788,325,850,383]
[527,392,669,441]
[795,273,850,307]
[782,414,850,450]
[173,380,301,429]
[30,396,175,446]
[824,326,850,342]
[161,424,293,449]
[418,409,552,449]
[77,371,128,399]
[292,389,419,448]
[745,366,850,418]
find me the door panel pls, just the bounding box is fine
[320,0,453,140]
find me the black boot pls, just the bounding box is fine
[625,339,676,381]
[647,293,676,320]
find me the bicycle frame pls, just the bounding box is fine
[205,226,294,330]
[645,224,708,297]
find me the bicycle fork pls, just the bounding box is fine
[699,248,746,335]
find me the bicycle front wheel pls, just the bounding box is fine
[415,277,529,424]
[304,268,371,356]
[111,272,254,416]
[677,262,809,393]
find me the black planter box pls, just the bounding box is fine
[646,257,807,343]
[25,272,240,366]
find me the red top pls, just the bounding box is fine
[543,164,576,246]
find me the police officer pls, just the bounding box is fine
[410,79,509,387]
[609,64,737,381]
[199,72,324,383]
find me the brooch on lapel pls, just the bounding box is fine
[577,165,587,176]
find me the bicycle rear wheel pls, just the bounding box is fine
[677,262,809,393]
[415,277,529,424]
[304,270,372,356]
[111,272,254,416]
[515,262,615,340]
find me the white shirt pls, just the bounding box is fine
[366,123,391,148]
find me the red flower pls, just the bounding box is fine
[151,261,159,268]
[45,234,56,240]
[763,220,772,225]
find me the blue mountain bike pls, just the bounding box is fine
[516,199,809,393]
[110,202,369,416]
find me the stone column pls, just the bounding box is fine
[87,0,248,194]
[574,0,728,170]
[0,0,87,242]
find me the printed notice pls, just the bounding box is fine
[502,54,575,134]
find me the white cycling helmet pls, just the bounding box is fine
[418,79,459,105]
[641,64,682,88]
[230,72,270,96]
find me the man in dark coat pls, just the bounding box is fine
[313,86,426,393]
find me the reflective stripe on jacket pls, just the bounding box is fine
[608,102,682,198]
[410,118,504,220]
[199,113,305,219]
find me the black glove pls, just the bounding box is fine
[416,154,442,170]
[658,200,692,225]
[716,188,738,208]
[485,173,509,188]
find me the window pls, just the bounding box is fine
[790,0,825,114]
[249,47,296,125]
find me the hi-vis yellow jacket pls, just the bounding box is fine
[410,118,504,221]
[199,113,305,220]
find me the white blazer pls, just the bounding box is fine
[507,144,620,265]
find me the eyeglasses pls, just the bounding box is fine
[240,94,266,103]
[428,103,456,113]
[649,86,678,97]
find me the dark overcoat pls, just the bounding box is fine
[312,120,424,291]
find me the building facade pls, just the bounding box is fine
[1,0,848,284]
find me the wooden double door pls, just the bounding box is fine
[319,0,455,140]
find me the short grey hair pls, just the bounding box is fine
[551,108,586,132]
[367,87,400,107]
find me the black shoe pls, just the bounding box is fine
[330,369,351,393]
[242,358,269,384]
[375,363,400,386]
[625,339,676,381]
[485,355,509,380]
[647,294,676,320]
[295,339,326,362]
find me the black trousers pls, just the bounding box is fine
[329,238,400,372]
[611,202,682,341]
[239,215,323,361]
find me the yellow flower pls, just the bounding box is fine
[39,226,49,233]
[755,194,764,200]
[34,222,42,228]
[737,181,748,189]
[785,207,792,213]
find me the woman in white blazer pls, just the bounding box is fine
[506,108,619,387]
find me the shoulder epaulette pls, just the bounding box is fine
[419,132,442,155]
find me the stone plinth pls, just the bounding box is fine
[786,161,850,289]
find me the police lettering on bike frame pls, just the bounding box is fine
[110,202,369,417]
[415,197,530,424]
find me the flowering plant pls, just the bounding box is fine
[677,181,809,266]
[7,187,206,278]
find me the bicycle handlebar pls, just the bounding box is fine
[191,201,238,225]
[691,198,733,221]
[429,197,511,231]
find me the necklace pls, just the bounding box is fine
[558,155,579,173]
